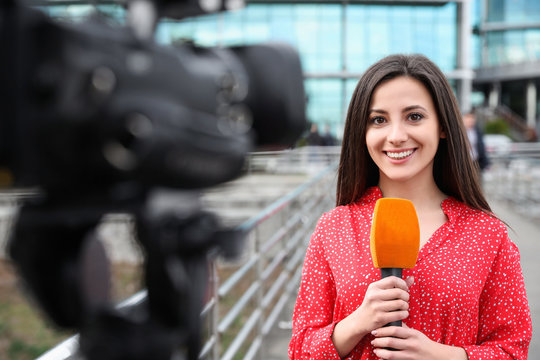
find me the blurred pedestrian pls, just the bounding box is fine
[289,54,531,360]
[306,123,323,146]
[463,109,490,172]
[321,124,336,146]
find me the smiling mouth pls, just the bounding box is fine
[385,149,415,160]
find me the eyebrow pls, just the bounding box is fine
[369,105,428,114]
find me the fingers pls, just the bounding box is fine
[367,276,412,303]
[372,326,409,338]
[373,347,402,359]
[376,309,409,326]
[372,336,407,352]
[371,326,411,353]
[376,276,411,291]
[378,288,410,302]
[371,326,428,359]
[377,298,409,313]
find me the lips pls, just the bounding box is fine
[385,149,415,160]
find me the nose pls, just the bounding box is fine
[387,120,408,145]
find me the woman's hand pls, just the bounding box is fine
[331,276,413,358]
[371,324,468,360]
[355,276,413,332]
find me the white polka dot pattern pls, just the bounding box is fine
[288,187,532,359]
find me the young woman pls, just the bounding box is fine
[288,54,531,360]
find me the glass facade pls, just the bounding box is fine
[473,0,540,122]
[33,0,540,147]
[481,0,540,66]
[304,79,343,134]
[156,3,460,139]
[485,29,540,66]
[487,0,540,23]
[41,2,466,140]
[345,4,457,73]
[156,4,345,73]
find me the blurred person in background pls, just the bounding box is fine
[463,109,490,173]
[306,123,324,146]
[321,124,336,146]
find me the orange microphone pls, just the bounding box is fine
[370,198,420,327]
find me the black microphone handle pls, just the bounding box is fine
[380,267,402,327]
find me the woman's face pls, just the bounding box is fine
[365,76,445,185]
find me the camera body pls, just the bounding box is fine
[0,1,306,195]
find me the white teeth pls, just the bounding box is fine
[386,150,414,159]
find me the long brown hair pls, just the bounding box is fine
[336,54,491,213]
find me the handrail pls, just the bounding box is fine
[206,161,337,360]
[239,164,336,231]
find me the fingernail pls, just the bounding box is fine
[371,330,377,335]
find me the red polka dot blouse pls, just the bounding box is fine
[289,187,532,359]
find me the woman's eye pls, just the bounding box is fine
[371,117,386,125]
[408,113,423,121]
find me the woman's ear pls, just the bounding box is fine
[440,130,446,139]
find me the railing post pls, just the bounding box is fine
[211,260,220,360]
[255,225,264,360]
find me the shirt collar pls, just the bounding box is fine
[440,196,462,224]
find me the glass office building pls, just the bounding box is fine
[473,0,540,130]
[482,0,540,66]
[43,0,540,139]
[154,1,468,140]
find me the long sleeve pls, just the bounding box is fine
[462,234,532,359]
[288,214,342,360]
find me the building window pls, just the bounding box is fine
[487,29,540,65]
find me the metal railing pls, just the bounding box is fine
[205,163,337,360]
[10,147,339,360]
[483,142,540,218]
[245,146,341,174]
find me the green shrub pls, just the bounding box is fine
[8,339,50,360]
[484,118,511,136]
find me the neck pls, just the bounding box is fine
[378,177,446,212]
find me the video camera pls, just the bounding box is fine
[0,0,306,359]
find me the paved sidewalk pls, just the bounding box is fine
[261,197,540,359]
